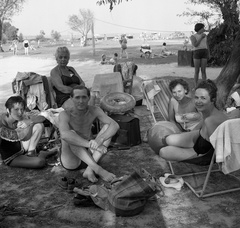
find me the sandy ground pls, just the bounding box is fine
[0,55,222,110]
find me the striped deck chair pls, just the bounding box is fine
[142,79,171,124]
[142,79,240,198]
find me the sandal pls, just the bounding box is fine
[159,173,184,191]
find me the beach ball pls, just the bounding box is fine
[148,121,181,154]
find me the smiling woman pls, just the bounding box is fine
[159,79,228,162]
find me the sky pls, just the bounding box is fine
[11,0,205,39]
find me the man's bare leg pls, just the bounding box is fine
[83,124,112,182]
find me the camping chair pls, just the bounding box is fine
[113,62,138,95]
[142,79,240,198]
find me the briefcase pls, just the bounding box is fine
[110,114,141,147]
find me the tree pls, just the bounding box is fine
[96,0,131,11]
[0,0,26,51]
[51,30,61,41]
[67,9,94,47]
[178,0,240,109]
[36,30,45,41]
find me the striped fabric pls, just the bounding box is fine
[142,79,172,123]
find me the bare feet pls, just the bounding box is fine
[97,167,116,182]
[83,167,98,183]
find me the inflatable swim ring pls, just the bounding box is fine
[100,92,136,114]
[148,121,181,154]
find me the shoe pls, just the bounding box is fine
[159,173,184,191]
[73,193,95,207]
[67,178,80,193]
[58,176,68,190]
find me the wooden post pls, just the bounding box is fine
[91,22,95,56]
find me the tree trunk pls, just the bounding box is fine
[0,19,4,52]
[216,31,240,109]
[91,22,95,56]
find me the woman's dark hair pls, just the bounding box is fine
[5,96,26,110]
[70,85,90,98]
[163,42,166,46]
[194,23,205,32]
[195,79,217,104]
[169,79,189,94]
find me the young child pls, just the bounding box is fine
[100,54,108,64]
[109,53,118,65]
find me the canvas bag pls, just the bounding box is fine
[107,168,163,217]
[76,169,163,217]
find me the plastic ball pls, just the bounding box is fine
[148,121,181,154]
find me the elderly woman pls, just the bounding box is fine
[168,79,202,132]
[159,80,227,161]
[50,47,85,108]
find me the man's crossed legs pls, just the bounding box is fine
[60,124,115,183]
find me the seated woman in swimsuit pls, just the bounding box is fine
[168,79,202,132]
[50,46,85,108]
[0,96,56,168]
[159,79,227,161]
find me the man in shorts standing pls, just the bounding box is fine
[58,85,119,183]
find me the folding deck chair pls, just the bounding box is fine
[142,78,240,198]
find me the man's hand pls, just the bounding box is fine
[89,139,100,150]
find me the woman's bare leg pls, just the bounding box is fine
[200,58,208,81]
[22,123,44,152]
[193,59,201,87]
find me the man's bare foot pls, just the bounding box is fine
[97,167,116,182]
[83,167,98,183]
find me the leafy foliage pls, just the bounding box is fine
[51,30,61,41]
[68,9,94,46]
[96,0,131,11]
[0,0,26,50]
[180,0,240,66]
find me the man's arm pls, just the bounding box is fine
[59,111,90,148]
[94,107,119,145]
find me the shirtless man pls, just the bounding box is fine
[58,85,119,182]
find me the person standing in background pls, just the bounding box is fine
[190,23,209,87]
[119,34,128,59]
[23,39,30,55]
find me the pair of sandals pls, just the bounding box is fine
[159,173,184,191]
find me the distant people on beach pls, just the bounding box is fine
[119,34,128,59]
[11,40,18,55]
[50,46,85,108]
[100,53,118,65]
[23,39,30,55]
[161,42,174,56]
[190,23,210,87]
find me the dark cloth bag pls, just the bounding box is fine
[110,114,141,146]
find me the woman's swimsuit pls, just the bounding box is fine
[193,133,214,155]
[175,112,202,131]
[53,67,81,107]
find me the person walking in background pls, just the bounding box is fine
[190,23,210,87]
[23,39,30,55]
[119,34,128,59]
